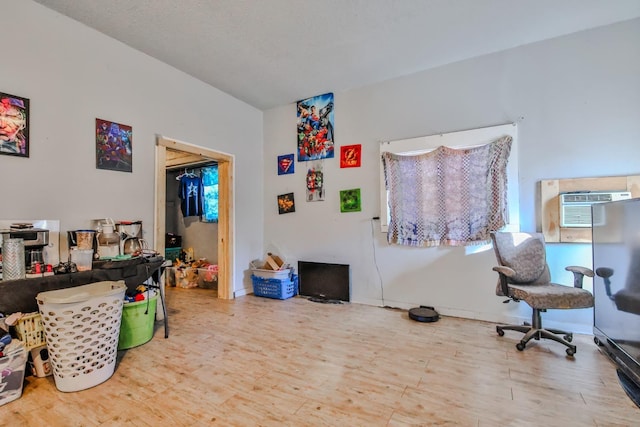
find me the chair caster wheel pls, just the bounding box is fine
[497,326,504,336]
[564,334,573,343]
[516,342,526,351]
[566,347,575,357]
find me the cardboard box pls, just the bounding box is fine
[263,253,285,270]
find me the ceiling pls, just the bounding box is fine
[33,0,640,111]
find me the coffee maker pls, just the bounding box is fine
[0,225,49,273]
[116,221,145,255]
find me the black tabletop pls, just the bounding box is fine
[0,256,164,314]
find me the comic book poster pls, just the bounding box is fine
[277,153,295,175]
[278,193,295,214]
[340,188,361,212]
[297,92,334,161]
[340,144,361,168]
[306,163,324,202]
[0,92,29,157]
[96,118,132,172]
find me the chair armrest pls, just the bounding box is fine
[492,266,516,277]
[492,266,515,297]
[565,266,594,289]
[595,267,615,299]
[566,266,594,277]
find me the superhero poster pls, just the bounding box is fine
[0,92,29,158]
[96,118,132,172]
[297,92,334,161]
[277,193,295,214]
[340,144,361,168]
[306,163,324,202]
[277,153,295,175]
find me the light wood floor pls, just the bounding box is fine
[3,287,639,426]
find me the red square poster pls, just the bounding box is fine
[340,144,361,168]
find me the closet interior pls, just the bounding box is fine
[164,148,219,292]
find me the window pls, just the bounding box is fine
[379,123,519,239]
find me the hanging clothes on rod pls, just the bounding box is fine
[175,168,197,180]
[178,169,204,217]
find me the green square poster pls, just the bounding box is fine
[340,188,361,213]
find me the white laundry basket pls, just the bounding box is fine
[36,281,127,392]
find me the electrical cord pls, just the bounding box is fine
[370,218,385,307]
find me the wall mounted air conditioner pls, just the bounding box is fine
[560,191,632,227]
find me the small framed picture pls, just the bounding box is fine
[278,153,295,175]
[306,163,324,202]
[0,91,29,158]
[96,118,132,172]
[278,192,295,214]
[340,188,361,213]
[340,144,361,168]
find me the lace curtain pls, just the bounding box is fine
[381,135,512,247]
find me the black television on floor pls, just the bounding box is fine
[592,198,640,408]
[297,261,350,302]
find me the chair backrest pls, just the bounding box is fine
[491,232,551,285]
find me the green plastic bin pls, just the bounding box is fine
[118,293,157,350]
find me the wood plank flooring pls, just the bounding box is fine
[2,287,639,426]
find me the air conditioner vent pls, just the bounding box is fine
[560,191,632,227]
[562,193,622,203]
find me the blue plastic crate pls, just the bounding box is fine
[251,274,298,300]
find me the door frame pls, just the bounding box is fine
[155,136,235,299]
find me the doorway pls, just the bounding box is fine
[155,136,234,299]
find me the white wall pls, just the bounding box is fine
[0,1,264,294]
[263,19,640,333]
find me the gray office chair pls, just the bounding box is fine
[490,231,594,356]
